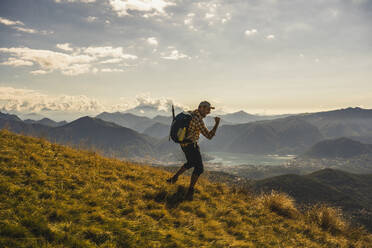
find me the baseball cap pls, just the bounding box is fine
[198,101,215,109]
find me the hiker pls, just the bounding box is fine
[167,101,220,200]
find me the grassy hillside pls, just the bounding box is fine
[0,129,371,247]
[253,169,372,232]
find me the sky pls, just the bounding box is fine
[0,0,371,121]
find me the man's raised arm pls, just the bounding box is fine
[201,117,220,140]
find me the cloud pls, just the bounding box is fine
[161,50,189,60]
[244,29,257,36]
[0,16,51,34]
[205,13,214,19]
[85,16,98,22]
[125,93,188,116]
[0,87,186,120]
[0,47,94,75]
[194,2,230,26]
[83,46,138,59]
[221,13,231,24]
[109,0,175,17]
[0,45,138,75]
[184,13,197,31]
[147,37,158,46]
[99,58,123,64]
[101,68,124,72]
[0,17,24,26]
[56,43,73,52]
[0,86,106,115]
[13,26,38,34]
[1,57,33,66]
[30,70,48,75]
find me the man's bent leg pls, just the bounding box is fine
[174,164,189,178]
[167,144,193,184]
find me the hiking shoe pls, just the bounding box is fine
[185,188,195,201]
[166,176,178,184]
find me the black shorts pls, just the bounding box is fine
[181,143,204,175]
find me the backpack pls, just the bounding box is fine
[169,105,194,144]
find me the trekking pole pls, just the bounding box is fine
[169,105,175,141]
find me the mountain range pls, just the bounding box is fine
[24,117,68,127]
[2,107,372,161]
[202,116,323,154]
[0,114,157,158]
[303,137,372,158]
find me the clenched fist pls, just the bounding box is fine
[214,117,221,123]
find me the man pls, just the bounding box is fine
[167,101,221,200]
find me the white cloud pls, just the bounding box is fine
[244,29,257,36]
[131,93,187,114]
[85,16,98,22]
[30,70,48,75]
[0,47,94,76]
[0,17,24,26]
[184,13,197,31]
[0,87,186,120]
[205,13,214,19]
[100,58,123,64]
[222,13,231,24]
[0,45,138,76]
[0,86,106,115]
[1,57,33,67]
[195,2,229,26]
[101,68,124,72]
[0,16,52,34]
[14,26,38,34]
[266,34,275,40]
[161,50,189,60]
[56,43,73,52]
[109,0,175,17]
[147,37,158,46]
[83,46,138,59]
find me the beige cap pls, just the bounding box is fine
[199,101,215,109]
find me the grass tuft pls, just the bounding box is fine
[258,190,299,219]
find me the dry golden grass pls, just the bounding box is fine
[0,129,371,247]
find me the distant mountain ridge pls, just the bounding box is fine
[24,117,68,127]
[303,137,372,158]
[3,106,372,159]
[95,112,157,132]
[203,116,323,154]
[298,107,372,139]
[0,112,157,158]
[95,110,293,139]
[0,112,22,122]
